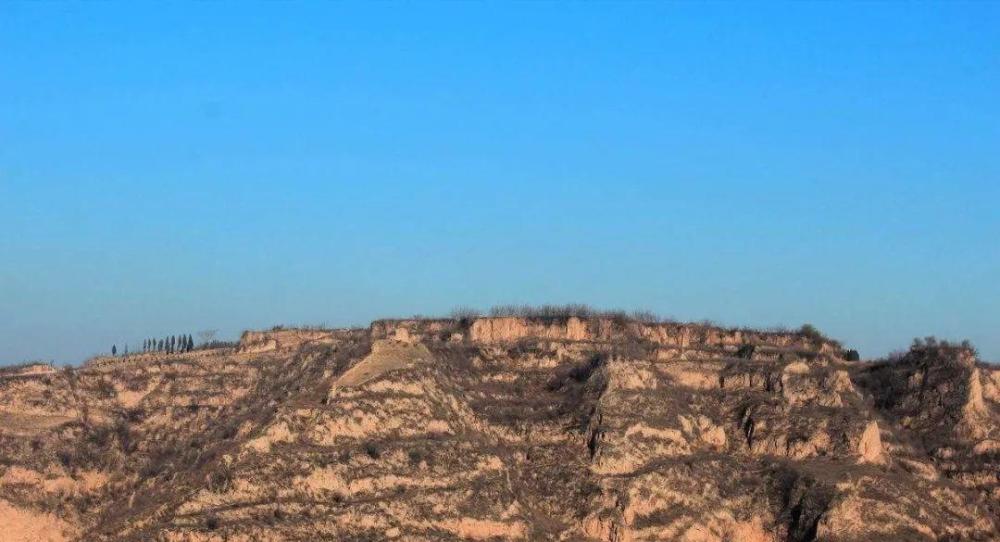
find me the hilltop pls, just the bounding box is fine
[1,312,998,541]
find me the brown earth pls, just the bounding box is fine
[1,317,997,541]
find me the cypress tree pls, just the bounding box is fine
[158,339,164,351]
[112,344,117,356]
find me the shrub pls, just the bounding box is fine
[407,449,425,465]
[487,304,664,323]
[449,306,481,320]
[887,350,907,363]
[798,324,825,343]
[207,467,234,492]
[547,353,606,391]
[95,378,117,399]
[629,310,661,323]
[363,442,381,460]
[735,344,756,360]
[568,354,604,382]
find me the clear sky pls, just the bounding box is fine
[1,2,998,364]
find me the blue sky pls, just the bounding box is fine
[1,2,998,364]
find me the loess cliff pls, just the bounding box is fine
[1,317,998,541]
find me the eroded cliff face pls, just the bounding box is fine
[0,319,997,541]
[855,345,1000,516]
[375,317,842,353]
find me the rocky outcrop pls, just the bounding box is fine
[238,328,336,353]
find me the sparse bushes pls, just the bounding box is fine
[0,361,54,377]
[910,336,975,353]
[736,344,756,360]
[449,306,482,320]
[798,324,825,343]
[363,442,381,460]
[95,378,116,399]
[887,350,907,363]
[199,340,238,350]
[629,310,662,324]
[207,465,235,492]
[407,449,425,465]
[449,306,482,330]
[486,304,666,323]
[489,304,600,319]
[907,337,978,361]
[547,353,606,391]
[794,323,845,348]
[568,354,604,383]
[139,445,182,478]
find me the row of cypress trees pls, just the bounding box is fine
[143,334,194,354]
[111,334,196,357]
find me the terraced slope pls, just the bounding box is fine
[0,318,997,541]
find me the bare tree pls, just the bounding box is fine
[197,329,218,347]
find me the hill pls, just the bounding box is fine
[1,315,997,541]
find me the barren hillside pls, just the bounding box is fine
[1,316,997,541]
